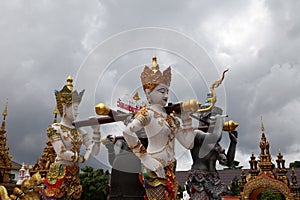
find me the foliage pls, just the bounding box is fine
[79,166,109,200]
[226,176,241,196]
[224,160,243,170]
[257,189,284,200]
[290,161,300,168]
[177,185,185,199]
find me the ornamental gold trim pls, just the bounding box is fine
[241,173,294,200]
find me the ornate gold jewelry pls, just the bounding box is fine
[134,107,149,126]
[71,152,77,162]
[55,76,84,116]
[129,140,141,150]
[140,56,171,91]
[139,145,147,154]
[47,126,60,138]
[60,124,81,154]
[50,135,61,142]
[47,163,66,180]
[60,145,66,153]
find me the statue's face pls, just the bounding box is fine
[146,84,169,106]
[64,102,79,121]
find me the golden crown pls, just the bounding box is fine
[140,56,171,91]
[55,76,84,115]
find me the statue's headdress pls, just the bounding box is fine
[140,56,171,92]
[55,76,84,116]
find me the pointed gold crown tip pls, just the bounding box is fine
[152,55,158,70]
[66,76,73,91]
[67,75,73,81]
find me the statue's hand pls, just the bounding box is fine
[89,116,100,132]
[140,155,165,178]
[102,135,115,151]
[228,131,238,143]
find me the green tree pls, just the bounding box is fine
[79,166,109,200]
[290,161,300,168]
[258,189,283,200]
[226,176,241,196]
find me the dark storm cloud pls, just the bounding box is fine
[0,0,299,170]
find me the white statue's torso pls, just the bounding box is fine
[51,123,85,166]
[144,107,176,165]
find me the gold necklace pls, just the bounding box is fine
[60,124,82,153]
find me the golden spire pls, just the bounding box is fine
[278,148,281,154]
[2,98,8,118]
[133,92,140,101]
[261,115,264,132]
[1,99,8,132]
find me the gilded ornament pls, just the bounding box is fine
[140,56,171,91]
[55,76,84,116]
[47,163,66,181]
[129,125,136,132]
[134,113,149,126]
[47,126,60,138]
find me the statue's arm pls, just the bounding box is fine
[175,112,195,149]
[122,110,165,178]
[225,131,238,166]
[101,134,119,166]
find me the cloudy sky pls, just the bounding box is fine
[0,0,300,172]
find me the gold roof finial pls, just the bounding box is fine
[2,98,8,118]
[278,148,281,154]
[133,92,140,101]
[1,99,8,131]
[261,115,265,132]
[66,76,73,91]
